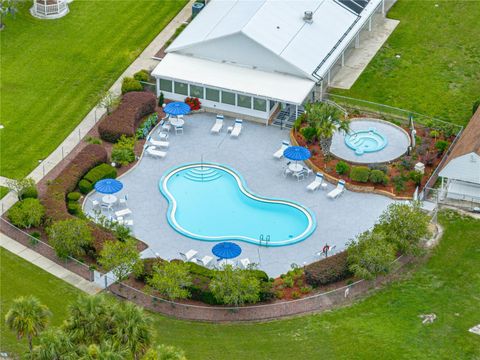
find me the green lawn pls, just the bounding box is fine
[331,0,480,126]
[0,186,9,199]
[0,0,187,179]
[1,211,479,359]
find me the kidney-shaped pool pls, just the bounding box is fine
[159,163,316,246]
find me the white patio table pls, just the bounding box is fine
[288,163,303,172]
[170,117,185,127]
[102,195,117,205]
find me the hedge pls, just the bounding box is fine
[20,186,38,199]
[78,179,93,195]
[83,163,117,185]
[304,251,351,287]
[40,144,116,252]
[121,77,143,94]
[350,166,370,183]
[98,91,156,142]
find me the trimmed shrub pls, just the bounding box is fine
[121,77,143,94]
[133,69,149,82]
[78,179,93,195]
[350,166,370,183]
[304,251,351,286]
[435,140,449,154]
[409,170,423,186]
[301,127,317,144]
[111,135,136,166]
[20,186,38,200]
[7,199,45,229]
[335,161,349,175]
[67,192,81,202]
[83,163,117,185]
[158,92,164,107]
[369,170,388,185]
[98,91,156,143]
[392,175,407,193]
[67,202,81,216]
[368,164,388,174]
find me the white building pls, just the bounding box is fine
[438,108,480,204]
[152,0,394,124]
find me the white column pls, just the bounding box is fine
[355,34,360,48]
[295,105,298,118]
[341,52,345,67]
[368,17,372,31]
[382,0,385,15]
[319,81,323,101]
[155,78,160,97]
[327,70,331,85]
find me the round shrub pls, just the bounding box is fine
[133,69,150,82]
[78,179,93,194]
[335,161,349,175]
[350,166,370,183]
[435,140,449,154]
[429,130,440,138]
[67,192,81,202]
[409,170,423,186]
[83,163,117,185]
[121,77,143,94]
[7,198,45,229]
[20,186,38,200]
[369,170,388,185]
[67,202,81,216]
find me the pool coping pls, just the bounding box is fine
[159,162,317,247]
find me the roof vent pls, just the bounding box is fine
[303,11,313,24]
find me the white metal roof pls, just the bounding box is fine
[439,153,480,184]
[152,53,315,104]
[167,0,382,80]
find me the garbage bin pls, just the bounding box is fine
[192,2,204,18]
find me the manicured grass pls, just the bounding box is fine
[331,0,480,126]
[0,0,187,179]
[2,211,479,359]
[0,186,9,199]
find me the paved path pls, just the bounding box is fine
[0,0,194,217]
[1,233,102,295]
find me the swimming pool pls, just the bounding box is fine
[344,127,388,155]
[159,163,316,246]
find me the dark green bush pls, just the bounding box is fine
[392,175,407,192]
[133,69,150,82]
[400,156,414,171]
[121,77,143,94]
[158,92,164,107]
[408,170,423,186]
[301,127,317,143]
[369,170,388,185]
[67,192,81,202]
[335,161,349,175]
[368,164,388,174]
[83,163,117,185]
[435,140,449,154]
[20,186,38,200]
[67,202,81,216]
[350,166,370,183]
[78,179,93,194]
[304,251,351,286]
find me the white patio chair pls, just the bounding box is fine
[179,249,198,262]
[146,146,167,159]
[91,199,100,209]
[273,141,289,159]
[293,170,307,181]
[239,258,251,269]
[119,194,128,207]
[327,180,346,199]
[162,121,171,132]
[304,166,313,177]
[147,135,169,148]
[230,119,243,138]
[197,255,214,268]
[175,126,184,135]
[100,203,112,212]
[306,173,324,191]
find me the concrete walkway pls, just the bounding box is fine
[0,1,194,217]
[0,233,102,295]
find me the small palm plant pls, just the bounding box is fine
[304,102,350,157]
[5,295,51,351]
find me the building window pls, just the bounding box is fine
[270,100,276,110]
[190,84,204,99]
[221,91,236,105]
[237,94,252,109]
[159,79,172,92]
[253,98,267,112]
[206,88,220,102]
[174,81,188,96]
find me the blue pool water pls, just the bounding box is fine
[159,163,316,246]
[344,127,388,155]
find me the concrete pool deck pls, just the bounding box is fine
[84,113,395,277]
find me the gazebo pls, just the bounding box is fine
[30,0,70,19]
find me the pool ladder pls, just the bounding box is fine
[259,234,270,246]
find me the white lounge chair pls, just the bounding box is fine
[147,135,169,148]
[180,249,198,262]
[118,219,134,227]
[146,146,167,159]
[197,255,214,268]
[239,258,251,269]
[211,115,224,134]
[307,173,324,191]
[273,141,289,159]
[230,119,243,138]
[115,208,132,217]
[327,180,346,199]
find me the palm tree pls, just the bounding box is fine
[27,329,76,360]
[141,344,187,360]
[5,295,51,351]
[304,102,350,157]
[112,301,152,359]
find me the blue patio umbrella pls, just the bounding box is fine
[163,102,191,116]
[94,179,123,194]
[212,242,242,260]
[283,146,311,161]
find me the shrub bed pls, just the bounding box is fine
[98,91,156,143]
[304,251,351,287]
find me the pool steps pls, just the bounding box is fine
[182,167,223,182]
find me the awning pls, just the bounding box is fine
[152,53,315,105]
